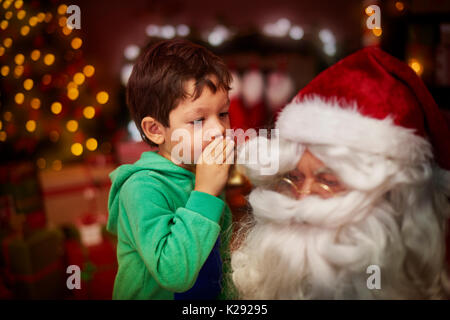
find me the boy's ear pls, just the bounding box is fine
[141,116,166,145]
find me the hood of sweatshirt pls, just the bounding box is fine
[107,151,195,235]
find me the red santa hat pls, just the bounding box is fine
[276,47,450,178]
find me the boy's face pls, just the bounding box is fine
[159,77,231,167]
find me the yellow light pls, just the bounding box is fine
[37,12,45,22]
[36,158,46,169]
[0,20,8,30]
[4,111,13,122]
[58,16,66,27]
[96,91,109,104]
[17,10,25,20]
[395,1,405,11]
[23,78,33,91]
[58,4,68,15]
[67,81,77,90]
[3,0,11,9]
[3,38,12,48]
[0,120,2,130]
[31,49,40,61]
[44,53,55,65]
[29,16,38,26]
[5,11,13,20]
[0,131,6,142]
[31,98,41,110]
[86,138,98,151]
[408,59,423,76]
[15,53,25,65]
[14,0,23,9]
[42,74,51,85]
[372,28,382,37]
[51,102,62,114]
[20,25,30,36]
[15,92,24,104]
[0,47,4,56]
[71,37,82,50]
[62,25,72,36]
[67,88,79,100]
[52,160,62,171]
[49,130,59,142]
[44,12,52,23]
[66,120,78,132]
[83,65,95,77]
[26,120,36,132]
[365,6,373,16]
[14,65,24,77]
[73,72,85,85]
[71,143,83,156]
[83,106,95,119]
[1,65,9,76]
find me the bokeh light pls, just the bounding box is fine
[66,120,79,132]
[31,98,41,109]
[51,102,62,114]
[83,65,95,77]
[83,106,95,119]
[15,92,24,104]
[86,138,98,151]
[26,120,36,132]
[71,37,82,50]
[44,53,55,65]
[71,143,83,156]
[96,91,109,104]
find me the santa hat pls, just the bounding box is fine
[276,47,450,181]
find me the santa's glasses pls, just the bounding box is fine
[268,167,347,199]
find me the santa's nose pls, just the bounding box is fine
[298,178,315,199]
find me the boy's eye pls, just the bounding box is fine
[219,112,229,118]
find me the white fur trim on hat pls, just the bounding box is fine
[275,96,432,165]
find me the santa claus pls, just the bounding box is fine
[231,47,450,299]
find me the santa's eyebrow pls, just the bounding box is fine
[313,167,335,175]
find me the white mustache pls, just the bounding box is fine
[248,188,381,228]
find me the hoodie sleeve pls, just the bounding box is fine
[119,172,224,293]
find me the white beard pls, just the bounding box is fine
[232,141,450,300]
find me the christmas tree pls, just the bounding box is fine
[0,0,115,170]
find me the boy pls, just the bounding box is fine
[107,39,235,299]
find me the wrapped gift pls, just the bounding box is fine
[39,162,114,227]
[0,162,46,234]
[1,228,66,299]
[62,223,117,300]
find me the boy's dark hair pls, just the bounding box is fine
[127,39,232,147]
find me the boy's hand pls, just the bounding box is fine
[194,136,235,197]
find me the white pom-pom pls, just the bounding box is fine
[266,71,295,111]
[229,71,242,100]
[241,69,264,107]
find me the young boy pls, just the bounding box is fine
[107,39,235,299]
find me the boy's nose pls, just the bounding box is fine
[206,121,225,139]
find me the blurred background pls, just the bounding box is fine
[0,0,449,299]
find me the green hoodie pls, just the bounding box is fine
[107,150,233,299]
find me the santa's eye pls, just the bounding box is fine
[284,172,304,182]
[317,174,340,187]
